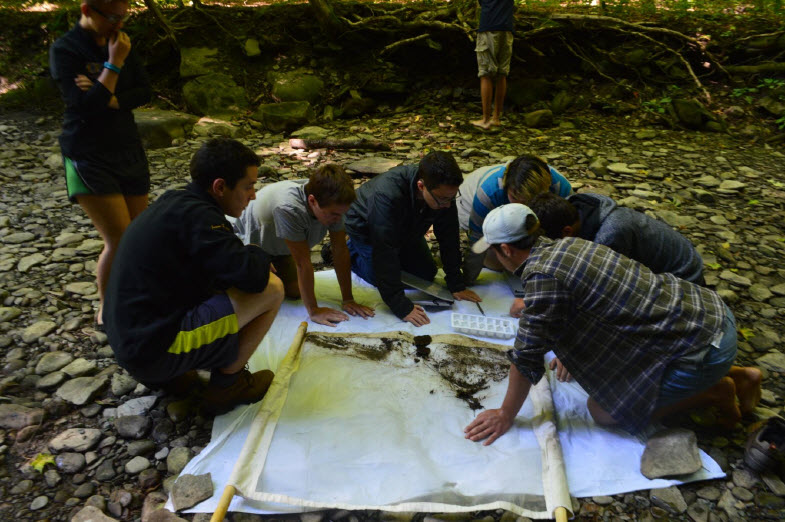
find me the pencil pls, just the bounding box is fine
[476,302,485,315]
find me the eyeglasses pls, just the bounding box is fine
[91,5,130,24]
[426,187,460,206]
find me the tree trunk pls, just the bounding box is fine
[142,0,178,46]
[308,0,345,36]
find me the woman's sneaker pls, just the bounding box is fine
[202,369,274,416]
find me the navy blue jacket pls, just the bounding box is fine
[344,165,466,318]
[50,23,151,157]
[105,184,271,369]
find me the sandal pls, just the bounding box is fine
[744,416,785,473]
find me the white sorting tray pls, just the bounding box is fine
[450,312,515,339]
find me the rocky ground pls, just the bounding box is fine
[1,91,785,522]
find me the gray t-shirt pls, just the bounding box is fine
[233,180,343,256]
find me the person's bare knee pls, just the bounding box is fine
[228,274,284,328]
[587,397,618,426]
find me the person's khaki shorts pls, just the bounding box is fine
[475,31,514,77]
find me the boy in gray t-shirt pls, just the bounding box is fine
[234,165,374,326]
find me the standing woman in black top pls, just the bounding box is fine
[50,0,151,328]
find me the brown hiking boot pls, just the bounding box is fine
[143,370,207,397]
[202,369,275,416]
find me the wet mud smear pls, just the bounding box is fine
[307,335,395,362]
[307,333,509,411]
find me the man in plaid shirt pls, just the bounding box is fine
[464,204,762,442]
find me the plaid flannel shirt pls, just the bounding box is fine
[508,237,725,434]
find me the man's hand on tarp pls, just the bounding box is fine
[464,408,514,446]
[452,289,482,303]
[310,306,349,327]
[342,299,375,319]
[549,357,572,382]
[403,304,430,327]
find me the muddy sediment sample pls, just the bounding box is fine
[306,332,509,410]
[307,333,399,361]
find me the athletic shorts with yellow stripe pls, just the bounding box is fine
[136,294,240,386]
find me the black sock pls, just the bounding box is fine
[209,369,239,388]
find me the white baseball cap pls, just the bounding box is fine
[471,203,539,254]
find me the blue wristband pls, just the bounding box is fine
[103,61,121,74]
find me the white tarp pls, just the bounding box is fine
[171,269,724,517]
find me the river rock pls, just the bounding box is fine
[22,320,57,343]
[0,403,44,429]
[252,101,315,132]
[346,157,402,176]
[171,473,213,512]
[36,351,74,374]
[71,505,117,522]
[49,428,102,452]
[183,73,249,118]
[55,376,108,405]
[640,428,702,479]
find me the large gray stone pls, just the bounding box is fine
[117,396,158,417]
[252,101,315,133]
[35,351,74,374]
[0,306,22,322]
[0,403,44,429]
[756,350,785,372]
[171,473,213,512]
[61,357,97,377]
[134,109,200,149]
[55,376,108,405]
[269,70,324,104]
[183,74,249,118]
[115,415,152,439]
[192,117,244,138]
[71,505,118,522]
[18,253,46,272]
[650,486,688,514]
[671,98,712,129]
[22,320,57,343]
[179,47,219,78]
[167,446,193,475]
[48,428,102,452]
[640,428,702,479]
[524,109,553,128]
[346,157,402,176]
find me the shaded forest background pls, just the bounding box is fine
[1,0,784,136]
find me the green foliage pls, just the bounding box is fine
[777,116,785,130]
[642,96,671,114]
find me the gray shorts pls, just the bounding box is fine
[476,31,514,77]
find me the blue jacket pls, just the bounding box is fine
[571,193,704,284]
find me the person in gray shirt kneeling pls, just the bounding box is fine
[234,164,374,326]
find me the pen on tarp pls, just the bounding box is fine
[476,302,485,316]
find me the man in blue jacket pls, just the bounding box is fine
[472,0,515,129]
[529,192,705,285]
[104,139,284,415]
[345,151,481,327]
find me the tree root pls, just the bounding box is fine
[561,38,632,93]
[142,0,178,48]
[381,34,431,56]
[725,62,785,74]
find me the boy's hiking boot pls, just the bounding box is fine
[202,368,275,416]
[143,370,206,397]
